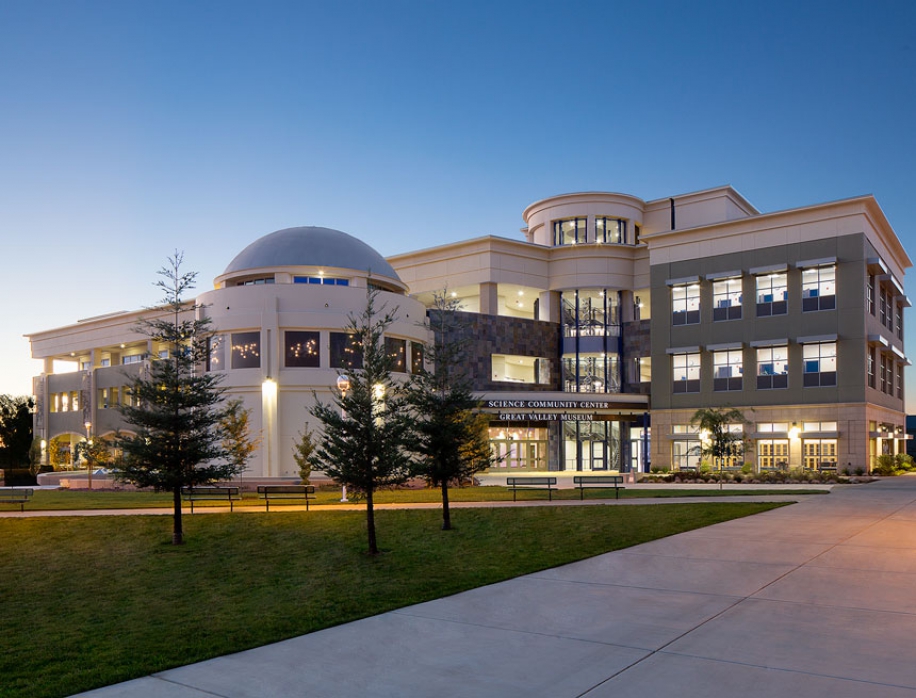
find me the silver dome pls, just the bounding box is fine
[224,226,400,280]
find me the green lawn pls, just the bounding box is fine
[0,502,785,698]
[3,485,827,511]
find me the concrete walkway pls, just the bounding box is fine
[74,478,916,697]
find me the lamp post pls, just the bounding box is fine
[84,421,93,491]
[336,374,350,502]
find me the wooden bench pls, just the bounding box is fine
[818,462,838,473]
[181,486,241,513]
[573,475,625,500]
[0,488,33,512]
[506,476,557,501]
[257,485,316,511]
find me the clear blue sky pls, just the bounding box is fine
[2,1,915,405]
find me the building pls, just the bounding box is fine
[27,186,912,477]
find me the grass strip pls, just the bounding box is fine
[7,486,826,511]
[0,502,784,698]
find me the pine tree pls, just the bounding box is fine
[309,290,413,554]
[407,293,497,530]
[115,253,245,545]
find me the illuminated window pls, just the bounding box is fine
[713,350,743,391]
[672,285,700,325]
[285,331,320,368]
[293,276,349,286]
[713,278,742,321]
[385,337,407,373]
[231,331,261,370]
[803,439,837,469]
[595,217,627,244]
[757,439,789,470]
[801,265,836,312]
[330,332,362,369]
[803,342,836,387]
[493,355,549,385]
[207,335,224,372]
[756,345,788,389]
[756,273,787,316]
[553,218,586,246]
[410,342,424,373]
[672,353,700,393]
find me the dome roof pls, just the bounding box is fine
[224,226,400,280]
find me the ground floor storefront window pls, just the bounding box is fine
[488,426,549,471]
[803,439,837,469]
[563,421,621,472]
[758,439,789,470]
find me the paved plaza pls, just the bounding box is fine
[71,478,916,697]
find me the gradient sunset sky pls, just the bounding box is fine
[2,1,914,406]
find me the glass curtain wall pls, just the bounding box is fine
[563,421,621,472]
[561,290,622,393]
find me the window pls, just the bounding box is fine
[801,265,836,311]
[672,439,701,471]
[867,274,875,315]
[122,354,145,365]
[756,273,787,316]
[713,278,742,321]
[80,360,91,370]
[231,331,261,370]
[896,303,903,339]
[385,337,407,373]
[757,345,788,389]
[293,276,349,286]
[803,342,837,387]
[285,331,320,368]
[636,357,651,385]
[757,439,789,470]
[562,355,619,392]
[236,277,275,286]
[672,353,700,393]
[595,217,626,244]
[672,285,700,325]
[897,362,903,399]
[98,387,119,409]
[881,355,891,394]
[410,342,424,373]
[207,335,224,372]
[330,332,362,369]
[880,288,888,326]
[713,350,743,391]
[803,439,837,469]
[493,355,549,385]
[802,421,837,432]
[100,358,111,367]
[868,347,876,389]
[553,218,586,246]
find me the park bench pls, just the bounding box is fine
[0,488,33,512]
[573,475,625,500]
[181,486,241,513]
[506,476,557,501]
[818,462,838,473]
[257,484,316,511]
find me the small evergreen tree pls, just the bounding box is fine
[114,252,245,545]
[292,427,316,484]
[221,398,260,485]
[309,290,413,554]
[407,293,498,530]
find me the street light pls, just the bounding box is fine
[336,375,350,502]
[84,421,93,491]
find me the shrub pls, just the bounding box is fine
[873,455,898,476]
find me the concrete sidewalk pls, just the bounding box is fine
[75,479,916,697]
